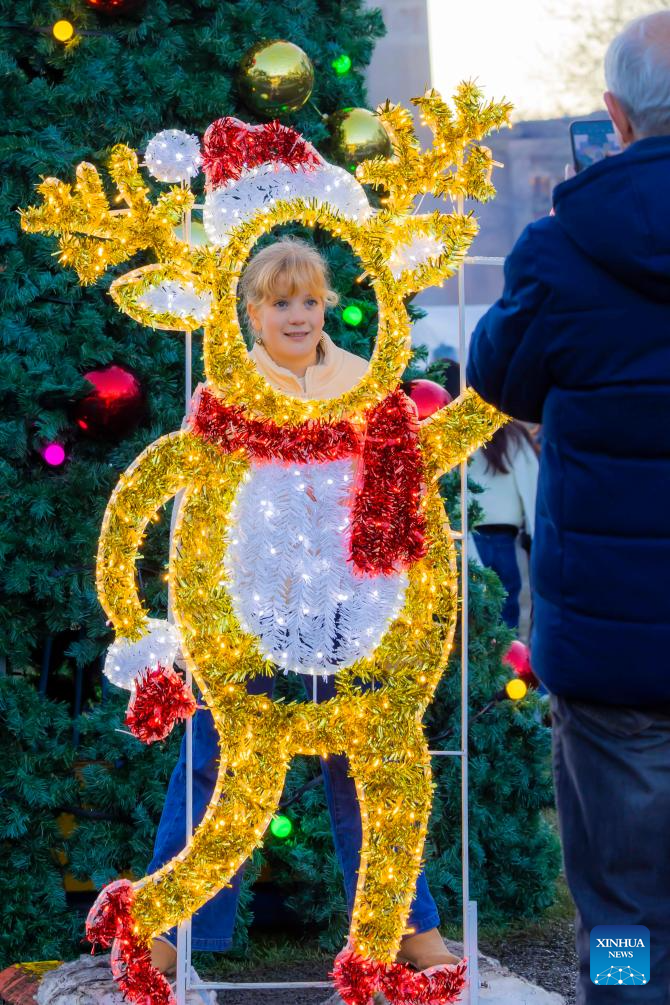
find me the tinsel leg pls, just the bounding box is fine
[332,729,468,1004]
[130,724,290,951]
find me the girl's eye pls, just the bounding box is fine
[274,300,288,308]
[305,298,317,307]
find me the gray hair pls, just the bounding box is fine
[604,10,670,137]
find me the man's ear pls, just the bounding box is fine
[604,91,637,147]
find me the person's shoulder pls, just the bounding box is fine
[512,216,558,256]
[339,346,369,377]
[328,339,369,379]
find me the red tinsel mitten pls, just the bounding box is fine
[125,664,196,743]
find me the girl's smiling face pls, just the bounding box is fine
[248,284,325,377]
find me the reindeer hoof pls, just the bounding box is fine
[86,879,175,1005]
[333,948,467,1005]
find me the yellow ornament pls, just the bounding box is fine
[237,39,314,117]
[21,84,513,1005]
[53,19,75,42]
[505,678,528,701]
[329,107,392,169]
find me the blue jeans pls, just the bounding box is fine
[148,674,440,951]
[472,529,521,629]
[551,696,670,1004]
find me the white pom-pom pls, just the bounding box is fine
[138,280,213,323]
[388,235,445,278]
[104,618,181,690]
[145,129,201,183]
[203,162,371,247]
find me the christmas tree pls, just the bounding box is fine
[0,0,559,967]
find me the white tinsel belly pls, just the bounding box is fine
[225,459,408,676]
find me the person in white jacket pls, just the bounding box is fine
[469,422,538,629]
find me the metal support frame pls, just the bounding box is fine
[172,204,504,1002]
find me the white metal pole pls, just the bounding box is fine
[176,200,194,1005]
[457,195,476,1005]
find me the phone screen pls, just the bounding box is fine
[570,119,622,173]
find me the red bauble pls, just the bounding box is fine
[502,640,539,688]
[84,0,146,14]
[401,379,452,420]
[74,365,145,439]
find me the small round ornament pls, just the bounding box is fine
[328,108,392,169]
[401,379,452,420]
[237,40,314,117]
[342,304,364,327]
[84,0,146,13]
[74,364,145,439]
[145,129,201,184]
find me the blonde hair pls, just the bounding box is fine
[239,238,338,330]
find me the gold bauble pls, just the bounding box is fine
[328,108,392,169]
[238,40,314,117]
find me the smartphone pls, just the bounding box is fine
[570,119,622,173]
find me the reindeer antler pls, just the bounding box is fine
[20,145,194,285]
[357,82,513,215]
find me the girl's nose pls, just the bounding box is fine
[288,307,306,325]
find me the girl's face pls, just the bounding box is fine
[247,283,325,377]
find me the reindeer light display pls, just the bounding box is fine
[22,85,511,1005]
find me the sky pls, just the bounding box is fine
[427,0,595,120]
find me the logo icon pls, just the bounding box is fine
[590,925,650,986]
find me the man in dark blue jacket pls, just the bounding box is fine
[467,11,670,1005]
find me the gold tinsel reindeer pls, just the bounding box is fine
[22,84,511,1005]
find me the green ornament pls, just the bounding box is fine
[331,53,352,76]
[342,304,364,327]
[270,814,293,839]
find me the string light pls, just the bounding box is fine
[42,442,66,466]
[505,678,528,701]
[270,814,293,839]
[342,303,364,326]
[332,53,353,76]
[52,19,75,42]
